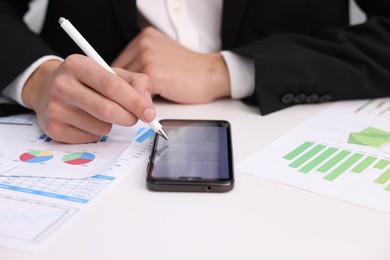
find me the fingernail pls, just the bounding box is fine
[143,108,156,122]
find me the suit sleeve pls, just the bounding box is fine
[233,1,390,115]
[0,0,57,90]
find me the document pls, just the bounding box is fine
[237,98,390,214]
[0,115,155,179]
[0,114,155,251]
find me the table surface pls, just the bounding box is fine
[2,99,390,260]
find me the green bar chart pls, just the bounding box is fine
[298,147,338,174]
[374,159,390,170]
[317,150,351,173]
[375,168,390,184]
[323,153,364,181]
[288,144,325,168]
[283,141,314,160]
[283,141,390,190]
[351,156,376,173]
[354,99,390,118]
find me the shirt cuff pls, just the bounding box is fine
[220,51,255,99]
[2,55,63,108]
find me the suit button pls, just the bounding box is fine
[319,94,333,102]
[294,94,306,103]
[306,94,319,103]
[281,93,294,104]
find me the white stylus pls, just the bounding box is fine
[59,17,168,140]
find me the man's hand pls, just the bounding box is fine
[111,27,231,104]
[22,55,155,144]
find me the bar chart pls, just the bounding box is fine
[354,99,390,118]
[135,127,155,143]
[283,141,390,190]
[39,134,108,143]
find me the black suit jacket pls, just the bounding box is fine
[1,0,390,115]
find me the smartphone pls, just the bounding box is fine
[146,119,234,192]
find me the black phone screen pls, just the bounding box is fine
[147,120,233,182]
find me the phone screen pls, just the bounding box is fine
[147,120,233,183]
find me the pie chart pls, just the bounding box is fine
[62,152,95,165]
[19,150,54,163]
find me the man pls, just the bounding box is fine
[1,0,390,143]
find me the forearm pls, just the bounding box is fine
[233,9,390,114]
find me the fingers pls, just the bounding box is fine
[114,70,156,122]
[59,55,156,124]
[36,92,113,144]
[44,99,113,136]
[114,69,153,103]
[111,38,138,68]
[41,120,103,144]
[28,54,158,144]
[59,78,139,126]
[111,27,162,72]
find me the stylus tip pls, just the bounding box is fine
[157,128,169,140]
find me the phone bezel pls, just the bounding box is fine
[146,119,234,192]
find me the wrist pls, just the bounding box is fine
[22,60,62,109]
[206,53,231,100]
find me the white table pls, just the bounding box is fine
[2,99,390,260]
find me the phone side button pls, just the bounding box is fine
[146,162,150,172]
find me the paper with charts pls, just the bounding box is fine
[237,98,390,214]
[0,114,156,179]
[0,114,155,251]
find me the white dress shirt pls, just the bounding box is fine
[2,0,255,107]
